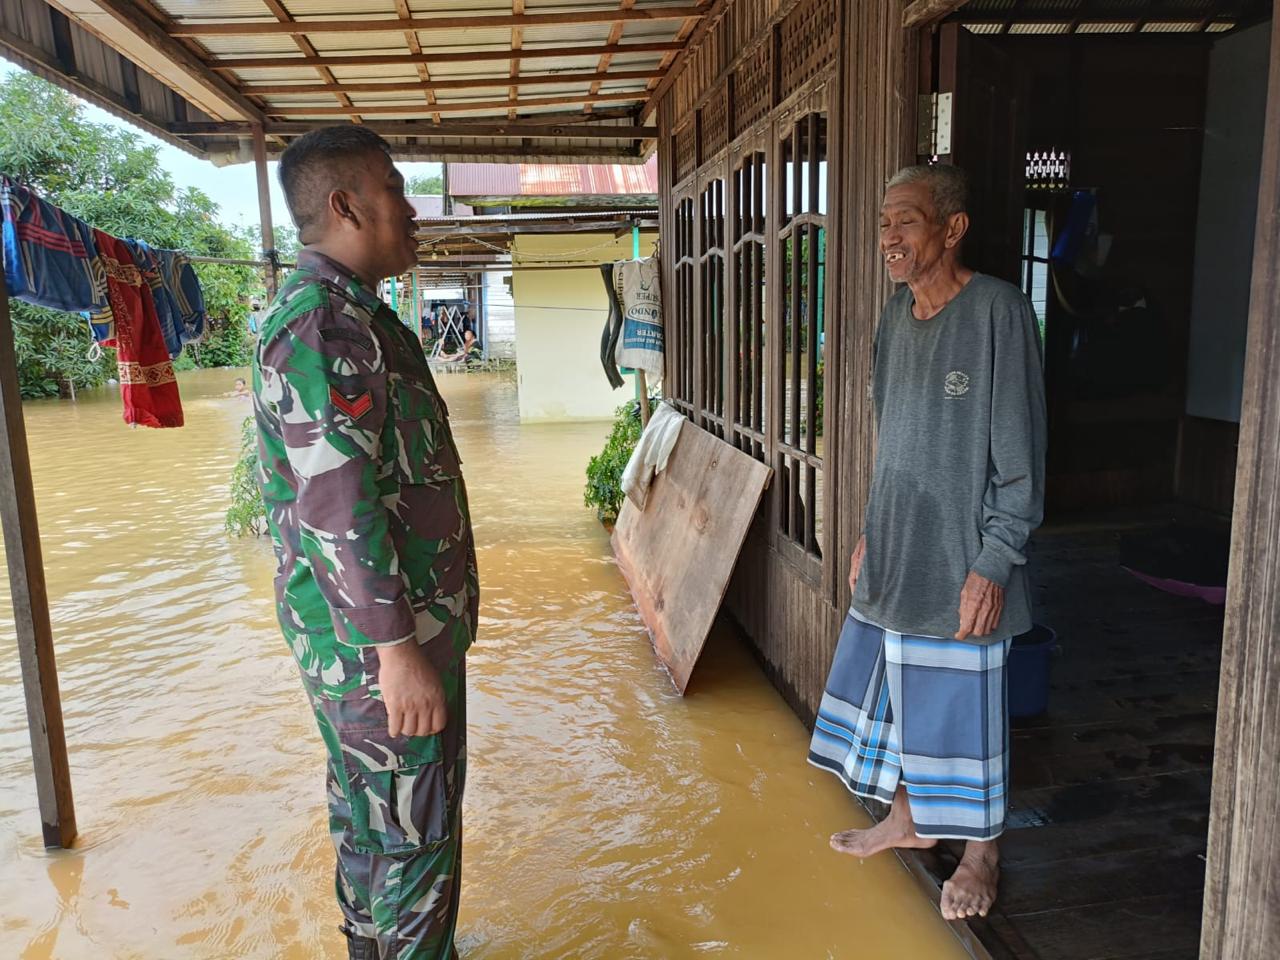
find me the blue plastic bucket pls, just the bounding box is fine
[1008,624,1056,718]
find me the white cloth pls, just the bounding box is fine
[621,401,684,511]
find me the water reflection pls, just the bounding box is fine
[0,369,963,959]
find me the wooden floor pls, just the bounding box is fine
[915,522,1222,960]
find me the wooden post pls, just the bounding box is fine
[411,268,421,339]
[252,123,278,299]
[0,275,77,849]
[1201,9,1280,959]
[631,224,651,426]
[637,371,650,427]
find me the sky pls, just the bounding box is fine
[0,58,442,234]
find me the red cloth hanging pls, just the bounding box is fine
[93,230,184,428]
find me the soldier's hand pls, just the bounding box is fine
[377,641,448,737]
[955,571,1005,641]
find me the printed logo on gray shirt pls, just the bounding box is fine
[944,370,971,399]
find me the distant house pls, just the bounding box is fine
[434,158,658,422]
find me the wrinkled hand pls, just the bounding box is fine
[377,641,448,737]
[956,572,1005,641]
[848,536,867,595]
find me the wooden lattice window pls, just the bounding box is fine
[732,151,768,462]
[733,43,773,138]
[777,113,828,558]
[700,178,727,438]
[700,89,729,163]
[779,0,839,98]
[674,121,697,185]
[672,196,697,411]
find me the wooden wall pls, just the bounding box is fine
[656,0,915,724]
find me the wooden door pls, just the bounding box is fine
[931,21,1027,285]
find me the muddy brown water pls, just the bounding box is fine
[0,369,966,959]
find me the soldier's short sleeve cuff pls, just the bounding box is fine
[330,595,416,647]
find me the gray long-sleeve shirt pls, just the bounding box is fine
[852,273,1047,641]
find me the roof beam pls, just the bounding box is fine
[89,0,265,122]
[588,0,637,114]
[168,8,705,36]
[208,41,683,70]
[393,0,441,125]
[243,70,662,95]
[417,219,658,237]
[388,143,645,160]
[268,91,647,117]
[641,0,728,121]
[170,120,657,139]
[510,0,524,122]
[259,0,356,117]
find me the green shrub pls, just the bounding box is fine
[584,399,654,523]
[226,415,267,537]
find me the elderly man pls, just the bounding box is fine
[808,165,1046,921]
[253,126,477,960]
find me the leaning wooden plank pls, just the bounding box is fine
[612,420,771,693]
[0,276,76,848]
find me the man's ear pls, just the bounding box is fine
[945,211,970,249]
[328,189,360,229]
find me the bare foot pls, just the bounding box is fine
[830,789,937,858]
[941,840,1000,920]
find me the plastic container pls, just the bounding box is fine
[1008,624,1057,718]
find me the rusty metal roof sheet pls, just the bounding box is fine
[448,155,658,198]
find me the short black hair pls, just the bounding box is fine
[278,125,394,238]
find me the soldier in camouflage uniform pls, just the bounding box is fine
[252,126,477,960]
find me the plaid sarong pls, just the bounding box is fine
[808,608,1011,841]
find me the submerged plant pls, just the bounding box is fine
[583,399,654,523]
[226,415,267,537]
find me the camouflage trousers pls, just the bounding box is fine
[306,614,469,960]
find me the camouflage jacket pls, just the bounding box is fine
[252,250,477,698]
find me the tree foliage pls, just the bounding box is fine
[583,399,656,523]
[0,71,262,397]
[225,415,267,537]
[405,172,443,195]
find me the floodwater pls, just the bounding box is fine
[0,369,967,959]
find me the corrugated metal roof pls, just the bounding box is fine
[1073,21,1134,32]
[156,0,273,17]
[1008,21,1074,33]
[267,0,400,13]
[16,0,692,164]
[196,35,306,56]
[522,24,617,46]
[1141,21,1203,32]
[409,0,514,11]
[448,156,658,197]
[408,196,474,217]
[326,64,423,81]
[307,31,416,52]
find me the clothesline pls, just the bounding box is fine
[186,254,297,270]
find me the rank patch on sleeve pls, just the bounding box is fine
[329,385,373,419]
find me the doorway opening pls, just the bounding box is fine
[920,6,1272,957]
